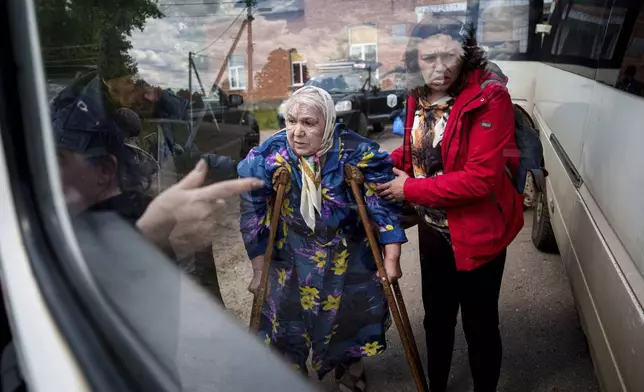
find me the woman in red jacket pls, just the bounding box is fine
[376,16,524,392]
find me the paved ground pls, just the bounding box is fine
[178,129,600,392]
[317,217,600,392]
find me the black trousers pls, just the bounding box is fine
[418,224,506,392]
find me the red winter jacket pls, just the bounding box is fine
[391,68,524,271]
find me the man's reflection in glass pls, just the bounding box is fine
[50,74,184,385]
[52,77,156,221]
[53,71,237,303]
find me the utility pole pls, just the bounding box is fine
[188,51,193,132]
[246,0,254,103]
[211,19,248,94]
[208,1,255,96]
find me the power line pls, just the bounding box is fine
[160,0,263,18]
[192,53,229,61]
[159,1,246,5]
[161,14,228,17]
[161,12,251,18]
[159,1,263,6]
[194,7,245,53]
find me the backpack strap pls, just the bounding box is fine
[480,78,505,90]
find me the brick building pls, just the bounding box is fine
[195,0,455,105]
[199,0,528,105]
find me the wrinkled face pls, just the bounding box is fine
[417,34,464,94]
[285,103,325,157]
[57,148,117,214]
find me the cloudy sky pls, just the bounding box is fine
[127,0,530,93]
[127,0,403,94]
[129,0,310,92]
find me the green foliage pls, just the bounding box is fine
[36,0,163,79]
[252,109,279,131]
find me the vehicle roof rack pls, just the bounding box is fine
[316,60,381,73]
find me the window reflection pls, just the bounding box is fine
[291,50,309,87]
[478,0,530,59]
[36,0,605,387]
[613,4,644,97]
[551,2,612,59]
[228,54,248,90]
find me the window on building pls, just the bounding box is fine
[349,26,378,66]
[227,54,247,90]
[292,61,309,86]
[349,44,377,62]
[476,0,530,59]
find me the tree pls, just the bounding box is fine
[36,0,162,79]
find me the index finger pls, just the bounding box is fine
[197,178,265,201]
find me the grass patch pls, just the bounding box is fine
[252,109,280,131]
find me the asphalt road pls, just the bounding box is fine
[316,130,600,392]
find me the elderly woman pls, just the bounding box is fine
[376,17,524,392]
[238,86,407,390]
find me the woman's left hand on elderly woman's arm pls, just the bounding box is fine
[376,168,410,201]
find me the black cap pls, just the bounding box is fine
[51,77,132,157]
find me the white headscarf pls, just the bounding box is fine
[287,86,336,231]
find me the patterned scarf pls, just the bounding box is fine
[410,96,454,233]
[415,97,452,146]
[292,86,337,231]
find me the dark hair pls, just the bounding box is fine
[404,15,487,98]
[625,65,637,77]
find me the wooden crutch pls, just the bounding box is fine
[344,164,429,392]
[249,166,291,333]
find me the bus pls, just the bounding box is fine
[502,1,644,391]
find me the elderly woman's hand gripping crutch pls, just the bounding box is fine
[248,163,428,392]
[345,164,429,392]
[240,85,425,391]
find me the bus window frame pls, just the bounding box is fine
[538,0,644,78]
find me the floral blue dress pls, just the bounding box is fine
[237,125,407,378]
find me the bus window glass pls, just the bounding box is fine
[29,0,584,389]
[550,2,612,59]
[607,4,644,96]
[537,0,617,79]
